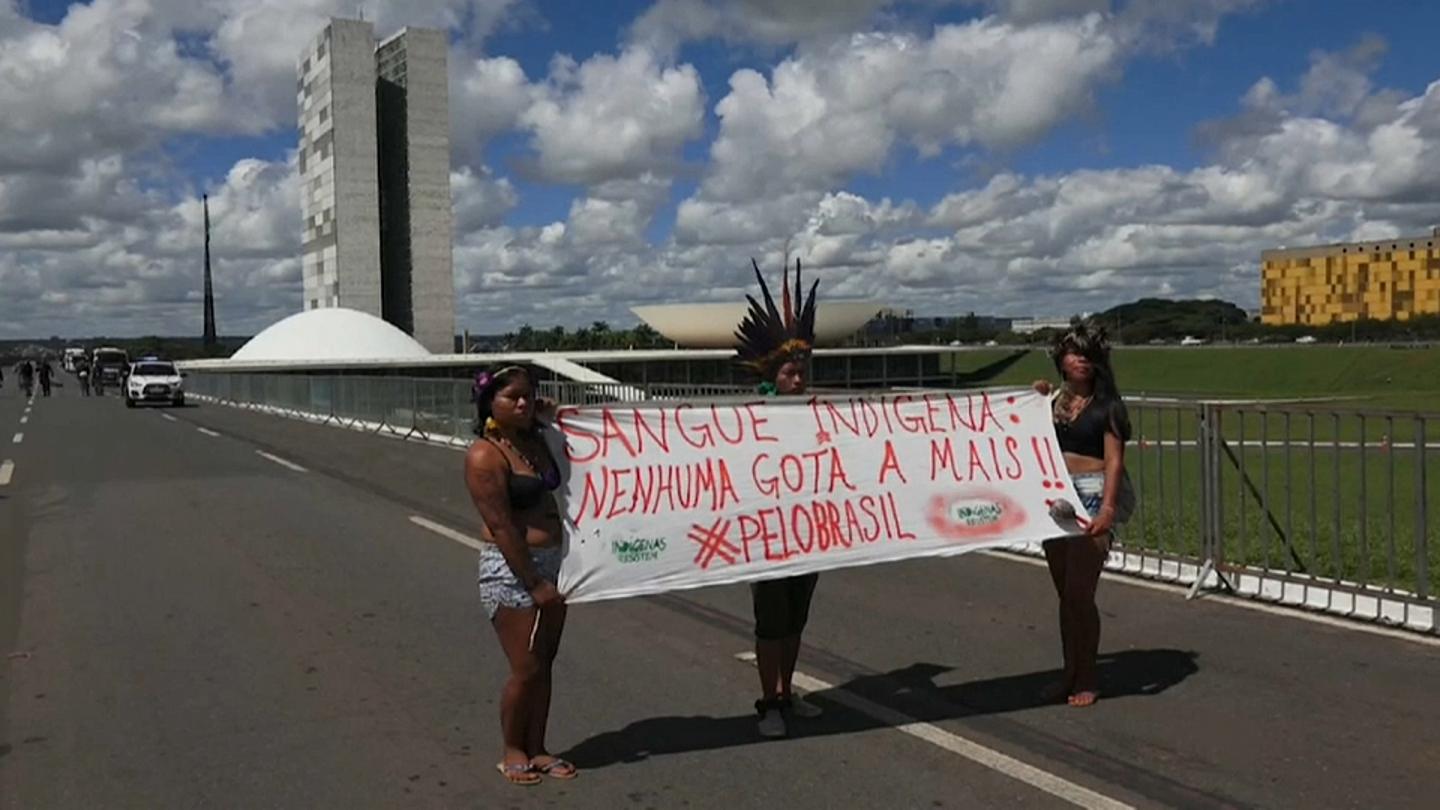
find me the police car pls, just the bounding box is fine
[125,358,186,408]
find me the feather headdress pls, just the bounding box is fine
[734,257,819,379]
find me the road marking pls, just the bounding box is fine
[408,516,485,552]
[0,460,13,486]
[19,416,28,425]
[160,413,178,422]
[735,651,1132,810]
[11,433,21,445]
[255,450,307,473]
[197,427,220,437]
[977,550,1440,649]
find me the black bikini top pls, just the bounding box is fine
[1053,396,1126,461]
[488,436,561,511]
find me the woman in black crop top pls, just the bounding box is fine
[1031,323,1132,709]
[464,365,576,785]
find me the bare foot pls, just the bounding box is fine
[1068,690,1099,708]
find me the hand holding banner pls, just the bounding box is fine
[552,388,1079,603]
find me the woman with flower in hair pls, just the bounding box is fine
[464,365,576,785]
[733,258,827,738]
[1032,323,1133,708]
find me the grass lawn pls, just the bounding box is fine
[941,345,1440,413]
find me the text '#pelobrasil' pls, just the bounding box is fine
[553,388,1077,603]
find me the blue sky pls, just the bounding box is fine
[4,0,1440,337]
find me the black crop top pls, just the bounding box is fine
[487,437,561,510]
[1053,397,1127,460]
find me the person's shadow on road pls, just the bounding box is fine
[562,648,1200,769]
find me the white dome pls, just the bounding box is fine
[232,308,432,362]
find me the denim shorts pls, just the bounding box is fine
[477,543,563,619]
[1072,472,1106,517]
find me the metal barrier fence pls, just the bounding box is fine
[1117,400,1435,632]
[188,373,1436,633]
[184,373,751,446]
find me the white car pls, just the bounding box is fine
[1180,335,1208,346]
[125,359,185,407]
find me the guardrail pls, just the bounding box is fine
[184,373,751,445]
[187,372,1436,633]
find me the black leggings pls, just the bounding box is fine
[751,574,819,640]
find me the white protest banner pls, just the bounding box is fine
[552,388,1079,603]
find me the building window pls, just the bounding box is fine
[319,106,329,123]
[303,57,311,74]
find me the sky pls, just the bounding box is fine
[2,0,1439,339]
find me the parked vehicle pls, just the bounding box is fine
[91,347,130,395]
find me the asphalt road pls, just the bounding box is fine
[1,380,1437,809]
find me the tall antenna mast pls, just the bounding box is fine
[202,194,217,349]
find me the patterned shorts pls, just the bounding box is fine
[477,543,563,619]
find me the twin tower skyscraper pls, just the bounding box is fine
[297,19,454,353]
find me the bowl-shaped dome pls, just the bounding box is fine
[632,300,884,349]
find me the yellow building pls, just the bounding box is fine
[1261,228,1440,326]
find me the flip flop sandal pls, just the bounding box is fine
[496,761,542,786]
[533,758,579,780]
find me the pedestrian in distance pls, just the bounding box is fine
[37,358,53,397]
[17,361,33,398]
[732,257,827,739]
[464,365,577,787]
[1032,322,1135,708]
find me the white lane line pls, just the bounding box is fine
[734,652,1132,810]
[11,433,21,445]
[977,550,1440,649]
[160,413,178,422]
[19,416,28,425]
[197,427,221,437]
[408,516,485,552]
[0,460,13,486]
[255,450,307,473]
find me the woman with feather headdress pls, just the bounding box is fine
[734,257,826,739]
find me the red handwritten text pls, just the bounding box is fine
[929,436,1025,483]
[559,403,778,463]
[574,459,741,527]
[807,392,1003,442]
[732,492,917,564]
[751,448,859,500]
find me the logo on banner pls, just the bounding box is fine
[925,489,1027,541]
[610,537,668,564]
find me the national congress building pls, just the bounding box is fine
[1261,228,1440,326]
[297,19,455,353]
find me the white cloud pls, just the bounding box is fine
[0,0,238,176]
[451,166,518,231]
[631,0,911,52]
[4,2,1438,338]
[450,54,535,165]
[675,15,1119,251]
[519,47,705,185]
